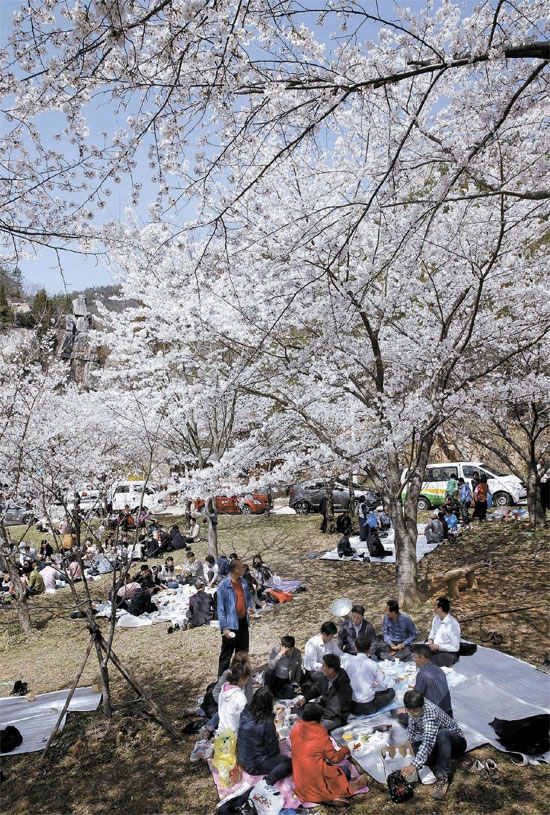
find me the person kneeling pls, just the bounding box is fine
[236,688,292,786]
[401,690,466,801]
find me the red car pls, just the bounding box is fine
[192,492,269,515]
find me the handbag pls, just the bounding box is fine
[249,779,284,815]
[265,589,293,604]
[387,770,414,804]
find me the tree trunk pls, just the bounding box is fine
[325,479,335,534]
[386,439,434,610]
[347,472,356,516]
[6,554,33,635]
[206,497,219,557]
[526,463,545,527]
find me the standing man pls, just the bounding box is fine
[427,597,461,666]
[377,599,417,661]
[217,558,255,676]
[458,478,472,526]
[401,690,466,800]
[337,604,377,656]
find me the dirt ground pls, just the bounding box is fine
[0,511,549,814]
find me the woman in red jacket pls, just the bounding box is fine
[290,703,368,807]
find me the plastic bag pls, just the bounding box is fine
[212,728,238,787]
[249,779,284,815]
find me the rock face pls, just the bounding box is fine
[60,295,98,386]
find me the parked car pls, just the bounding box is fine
[0,501,36,526]
[401,461,527,510]
[288,481,381,514]
[108,481,167,513]
[193,492,270,515]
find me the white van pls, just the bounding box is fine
[403,462,526,510]
[108,481,167,513]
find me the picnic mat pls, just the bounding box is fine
[0,687,102,756]
[332,645,550,782]
[208,735,369,808]
[319,525,441,563]
[113,580,303,627]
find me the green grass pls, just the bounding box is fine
[0,512,549,814]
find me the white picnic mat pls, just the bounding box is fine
[0,687,102,755]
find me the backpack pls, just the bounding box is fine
[489,714,550,754]
[0,725,23,753]
[387,770,414,804]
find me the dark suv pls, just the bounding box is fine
[288,481,381,514]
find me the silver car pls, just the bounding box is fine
[288,481,381,514]
[0,502,36,526]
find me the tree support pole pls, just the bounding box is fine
[97,633,180,739]
[40,632,96,760]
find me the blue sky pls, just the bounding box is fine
[1,0,474,295]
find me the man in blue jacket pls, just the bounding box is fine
[217,558,255,676]
[376,599,417,661]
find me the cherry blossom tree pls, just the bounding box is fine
[2,1,549,604]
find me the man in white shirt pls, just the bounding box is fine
[342,637,396,715]
[303,621,342,680]
[427,597,461,666]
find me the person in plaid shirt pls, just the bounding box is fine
[401,690,467,800]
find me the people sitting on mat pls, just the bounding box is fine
[183,516,201,546]
[128,585,161,616]
[204,554,220,587]
[337,604,377,656]
[337,533,356,558]
[297,654,352,732]
[444,506,460,538]
[376,599,417,661]
[133,563,156,589]
[251,554,275,596]
[425,511,445,544]
[400,690,466,801]
[426,597,460,667]
[366,526,392,558]
[169,524,188,550]
[115,573,142,611]
[159,556,178,587]
[379,508,392,530]
[335,511,353,536]
[303,621,342,681]
[217,659,252,735]
[290,702,368,807]
[343,636,396,715]
[412,644,453,716]
[236,687,293,786]
[264,635,302,699]
[202,651,253,737]
[242,563,263,609]
[186,579,215,628]
[180,551,205,585]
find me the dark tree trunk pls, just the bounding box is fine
[325,479,335,534]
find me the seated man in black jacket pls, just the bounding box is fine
[128,585,160,616]
[186,579,214,628]
[298,654,352,732]
[338,604,377,656]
